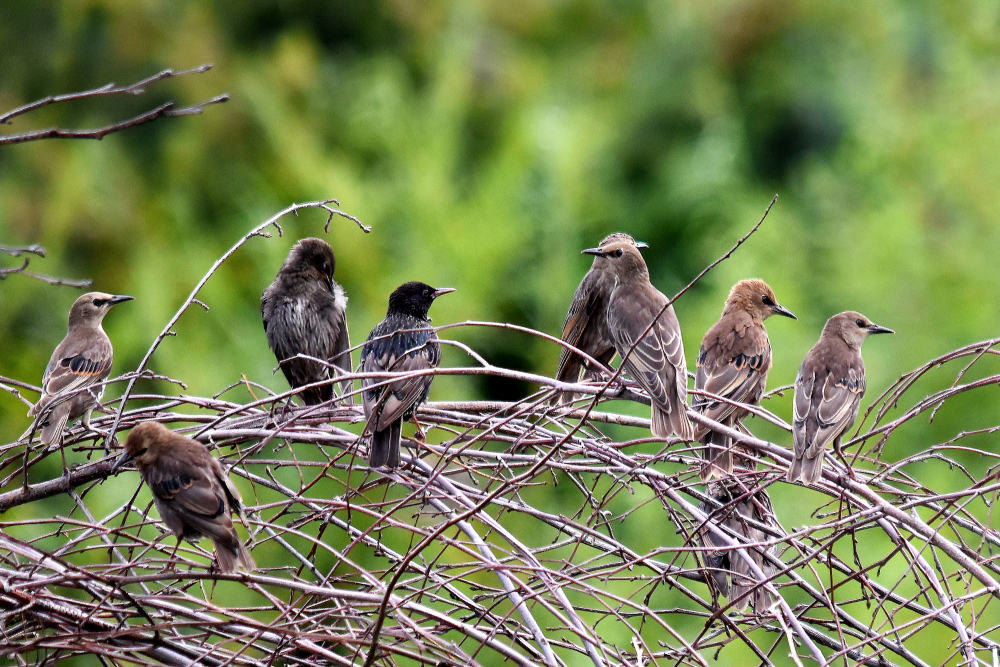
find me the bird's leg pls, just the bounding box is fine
[410,414,427,443]
[163,537,183,573]
[82,408,113,453]
[833,437,857,481]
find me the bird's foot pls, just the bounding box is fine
[410,415,427,443]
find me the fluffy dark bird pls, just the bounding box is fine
[262,237,352,406]
[698,481,777,614]
[29,292,133,455]
[113,421,255,573]
[694,279,796,481]
[787,311,893,485]
[583,240,694,440]
[362,281,454,468]
[554,232,648,404]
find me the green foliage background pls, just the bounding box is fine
[2,1,999,664]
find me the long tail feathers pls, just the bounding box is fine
[214,538,255,574]
[651,404,695,441]
[369,419,402,469]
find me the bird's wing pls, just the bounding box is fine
[555,281,602,377]
[332,307,353,377]
[695,332,770,423]
[805,370,864,459]
[363,328,439,431]
[40,336,113,400]
[613,307,686,409]
[147,456,237,544]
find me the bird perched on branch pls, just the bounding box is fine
[698,481,777,614]
[29,292,133,461]
[694,279,796,481]
[362,281,454,468]
[113,421,255,573]
[583,240,694,440]
[262,238,352,406]
[554,233,648,404]
[787,311,893,484]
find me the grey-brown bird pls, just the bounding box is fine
[698,481,777,614]
[262,238,352,406]
[112,421,255,573]
[362,282,454,468]
[694,280,796,481]
[787,312,893,485]
[29,292,133,454]
[583,241,694,440]
[554,233,648,404]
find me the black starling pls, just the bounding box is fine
[694,279,796,481]
[583,241,694,440]
[29,292,133,450]
[554,233,648,404]
[362,281,454,468]
[262,238,352,406]
[698,481,777,614]
[113,421,255,573]
[787,311,893,485]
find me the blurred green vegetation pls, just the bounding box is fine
[2,1,1000,664]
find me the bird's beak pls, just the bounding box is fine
[867,323,894,335]
[581,247,607,257]
[770,303,797,320]
[432,287,456,299]
[111,450,133,473]
[634,241,649,249]
[109,295,134,306]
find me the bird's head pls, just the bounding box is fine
[597,232,649,251]
[284,237,336,288]
[724,279,797,323]
[825,311,894,349]
[112,421,172,473]
[387,281,455,319]
[68,292,133,329]
[581,240,649,281]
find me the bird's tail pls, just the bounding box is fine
[787,453,823,485]
[40,410,69,448]
[214,536,255,574]
[369,419,402,468]
[651,403,695,441]
[699,429,733,482]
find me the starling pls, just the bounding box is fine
[583,241,694,440]
[262,238,352,406]
[29,292,133,452]
[698,481,777,614]
[694,279,796,481]
[787,311,893,485]
[113,421,255,573]
[362,282,454,468]
[554,233,648,404]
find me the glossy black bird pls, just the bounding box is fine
[694,279,796,481]
[787,311,893,484]
[554,233,648,404]
[583,240,694,440]
[113,421,255,573]
[362,282,454,468]
[698,481,777,614]
[262,238,352,406]
[29,292,133,454]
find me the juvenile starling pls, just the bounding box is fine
[362,282,454,468]
[694,279,796,481]
[583,241,694,440]
[698,481,777,614]
[29,292,133,451]
[262,238,352,406]
[113,421,255,573]
[787,312,893,485]
[554,233,648,404]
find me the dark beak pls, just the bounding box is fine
[581,247,607,257]
[634,241,649,249]
[867,323,894,335]
[431,287,456,299]
[111,450,133,473]
[109,295,134,306]
[770,303,797,320]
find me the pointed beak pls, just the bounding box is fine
[867,323,894,335]
[634,241,649,249]
[431,287,456,299]
[108,295,134,306]
[770,303,797,320]
[581,247,607,257]
[111,450,133,473]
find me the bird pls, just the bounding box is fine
[112,421,255,573]
[787,311,893,485]
[28,292,133,462]
[362,281,454,468]
[698,481,777,614]
[582,240,694,440]
[693,279,796,481]
[262,237,352,406]
[553,233,648,404]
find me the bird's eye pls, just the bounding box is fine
[136,447,147,457]
[856,319,865,327]
[761,295,774,306]
[322,263,331,275]
[92,299,107,307]
[614,248,624,257]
